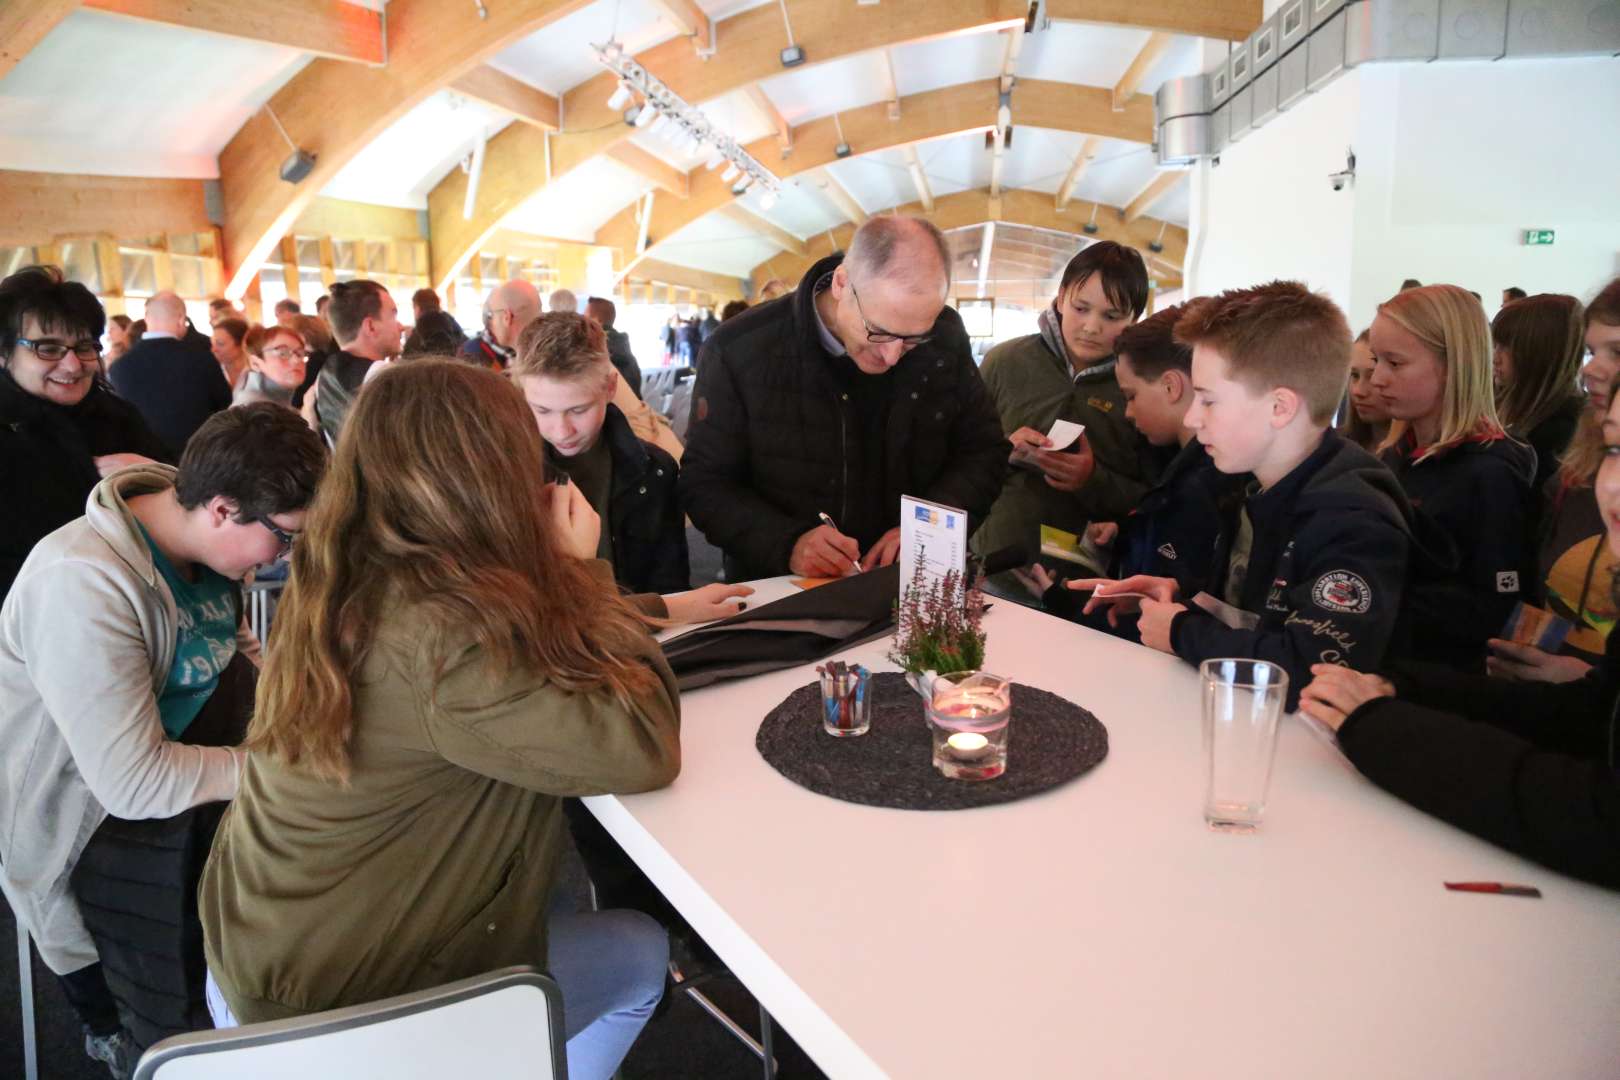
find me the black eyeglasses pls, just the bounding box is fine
[847,283,935,347]
[17,337,103,362]
[256,516,298,559]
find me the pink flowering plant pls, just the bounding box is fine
[890,563,988,676]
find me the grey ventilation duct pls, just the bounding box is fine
[1155,0,1620,167]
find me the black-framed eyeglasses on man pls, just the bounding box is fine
[256,516,298,559]
[16,337,104,362]
[847,283,935,347]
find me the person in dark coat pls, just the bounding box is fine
[585,295,643,400]
[679,216,1010,582]
[402,286,466,357]
[1299,383,1620,889]
[0,266,172,607]
[108,290,231,457]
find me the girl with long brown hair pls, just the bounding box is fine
[1488,278,1620,682]
[1491,293,1586,491]
[199,360,678,1080]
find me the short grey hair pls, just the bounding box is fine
[845,215,952,295]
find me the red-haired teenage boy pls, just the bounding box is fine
[1072,282,1417,705]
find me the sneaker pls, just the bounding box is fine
[84,1027,134,1080]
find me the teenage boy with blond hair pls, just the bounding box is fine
[1074,281,1416,702]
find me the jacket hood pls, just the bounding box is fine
[1288,432,1459,573]
[86,463,177,590]
[1037,304,1115,383]
[1395,428,1538,484]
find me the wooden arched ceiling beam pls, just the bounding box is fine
[1044,0,1261,42]
[81,0,385,64]
[746,188,1188,296]
[426,0,1031,289]
[215,0,592,299]
[584,78,1152,285]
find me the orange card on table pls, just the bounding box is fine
[792,577,841,590]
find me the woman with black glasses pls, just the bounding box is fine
[0,265,170,606]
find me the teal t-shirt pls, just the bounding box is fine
[138,524,238,739]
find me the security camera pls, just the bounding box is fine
[1328,147,1356,192]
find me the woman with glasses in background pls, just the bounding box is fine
[0,265,170,607]
[234,324,309,410]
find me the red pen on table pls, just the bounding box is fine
[1444,881,1542,898]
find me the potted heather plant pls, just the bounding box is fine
[891,562,988,699]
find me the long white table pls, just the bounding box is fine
[588,578,1620,1078]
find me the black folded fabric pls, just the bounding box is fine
[662,564,900,689]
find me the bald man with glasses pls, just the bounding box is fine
[679,215,1009,581]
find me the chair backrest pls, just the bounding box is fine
[133,966,566,1080]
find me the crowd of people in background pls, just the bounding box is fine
[2,219,1618,1080]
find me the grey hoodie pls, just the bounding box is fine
[0,465,250,973]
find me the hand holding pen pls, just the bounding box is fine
[789,513,865,578]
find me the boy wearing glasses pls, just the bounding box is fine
[680,215,1008,580]
[0,403,324,1071]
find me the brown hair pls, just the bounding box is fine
[1556,278,1620,488]
[1057,241,1150,320]
[214,317,249,347]
[510,311,614,385]
[291,313,334,355]
[1174,281,1352,425]
[250,360,659,782]
[411,287,441,314]
[1113,303,1189,379]
[584,296,616,329]
[325,279,387,345]
[1589,278,1620,330]
[1491,294,1584,433]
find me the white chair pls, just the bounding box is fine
[132,966,567,1080]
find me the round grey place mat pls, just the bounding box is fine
[755,672,1108,811]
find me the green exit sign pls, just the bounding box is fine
[1524,229,1555,246]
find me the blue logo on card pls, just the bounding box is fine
[913,506,938,524]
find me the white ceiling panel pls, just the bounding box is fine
[502,157,651,242]
[751,178,846,240]
[827,151,919,218]
[757,52,896,127]
[912,134,990,199]
[999,127,1088,194]
[1146,174,1191,226]
[1018,21,1160,87]
[1071,140,1160,211]
[889,29,1008,97]
[653,214,782,279]
[1137,34,1207,93]
[0,9,309,177]
[491,0,774,97]
[322,92,512,209]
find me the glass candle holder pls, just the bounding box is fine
[927,671,1011,780]
[817,662,871,737]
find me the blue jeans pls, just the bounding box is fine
[549,909,668,1080]
[206,910,666,1080]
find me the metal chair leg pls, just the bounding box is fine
[759,1004,776,1080]
[18,924,38,1080]
[669,961,779,1074]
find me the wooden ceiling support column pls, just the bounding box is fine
[606,144,690,198]
[1054,135,1100,211]
[718,204,806,257]
[450,65,561,130]
[1123,170,1185,223]
[0,169,212,247]
[1112,31,1173,111]
[903,146,935,212]
[813,168,868,226]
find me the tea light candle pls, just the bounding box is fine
[946,732,990,757]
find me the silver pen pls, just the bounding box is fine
[816,512,865,576]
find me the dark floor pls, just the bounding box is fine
[0,529,829,1079]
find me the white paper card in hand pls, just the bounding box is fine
[1045,419,1085,451]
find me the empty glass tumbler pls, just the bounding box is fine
[1200,658,1287,831]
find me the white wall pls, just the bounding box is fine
[1346,57,1620,332]
[1185,54,1620,333]
[1186,73,1362,313]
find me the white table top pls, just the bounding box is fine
[590,577,1620,1079]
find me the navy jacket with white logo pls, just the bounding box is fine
[1170,431,1416,708]
[1379,432,1538,671]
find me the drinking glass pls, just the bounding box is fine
[928,671,1011,780]
[1200,658,1287,831]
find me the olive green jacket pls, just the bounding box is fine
[973,329,1161,558]
[199,563,680,1023]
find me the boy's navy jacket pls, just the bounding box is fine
[1115,439,1243,592]
[1040,439,1240,630]
[1379,432,1538,670]
[1169,431,1416,707]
